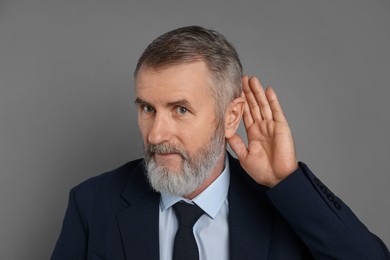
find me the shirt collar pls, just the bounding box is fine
[160,155,230,219]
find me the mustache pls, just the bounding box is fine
[145,143,189,160]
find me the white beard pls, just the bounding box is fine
[144,128,225,196]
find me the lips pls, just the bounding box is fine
[154,152,180,158]
[154,152,182,160]
[145,143,188,163]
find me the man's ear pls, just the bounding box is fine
[224,95,245,139]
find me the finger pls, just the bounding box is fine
[248,77,274,120]
[241,91,254,129]
[243,75,262,122]
[227,134,248,162]
[265,87,287,123]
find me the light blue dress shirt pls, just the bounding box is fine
[159,156,230,260]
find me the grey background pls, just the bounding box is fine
[0,0,389,259]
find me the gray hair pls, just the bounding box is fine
[134,25,243,124]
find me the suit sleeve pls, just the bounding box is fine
[266,162,390,259]
[51,188,88,260]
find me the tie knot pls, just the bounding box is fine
[173,202,204,228]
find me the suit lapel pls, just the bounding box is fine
[116,161,160,260]
[228,155,273,260]
[114,156,274,260]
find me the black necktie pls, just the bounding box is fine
[173,202,205,260]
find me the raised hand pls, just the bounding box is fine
[228,76,298,188]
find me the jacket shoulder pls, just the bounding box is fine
[70,159,146,204]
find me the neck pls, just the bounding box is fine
[184,151,226,200]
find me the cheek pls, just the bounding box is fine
[180,124,214,151]
[137,119,149,141]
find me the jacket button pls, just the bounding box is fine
[327,193,335,202]
[334,202,342,210]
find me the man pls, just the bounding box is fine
[51,26,390,259]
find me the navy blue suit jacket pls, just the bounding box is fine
[51,155,389,259]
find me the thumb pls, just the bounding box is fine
[227,134,248,162]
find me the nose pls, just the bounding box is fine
[147,112,172,145]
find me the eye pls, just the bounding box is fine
[176,106,188,115]
[142,104,155,113]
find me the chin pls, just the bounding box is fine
[159,165,183,175]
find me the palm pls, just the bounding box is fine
[228,76,297,187]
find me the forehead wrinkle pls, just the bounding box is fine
[135,61,215,112]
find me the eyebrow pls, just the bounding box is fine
[135,97,148,106]
[167,99,194,110]
[135,97,196,112]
